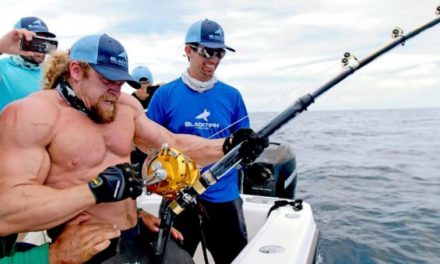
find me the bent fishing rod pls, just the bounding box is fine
[145,7,440,263]
[164,6,440,215]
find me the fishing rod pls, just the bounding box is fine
[146,7,440,262]
[165,6,440,215]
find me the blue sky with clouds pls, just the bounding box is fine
[2,0,439,112]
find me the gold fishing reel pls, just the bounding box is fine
[141,144,201,199]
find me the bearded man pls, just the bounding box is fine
[0,33,267,263]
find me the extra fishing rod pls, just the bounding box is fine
[166,6,440,216]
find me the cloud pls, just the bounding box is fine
[3,0,439,111]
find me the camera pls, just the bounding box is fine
[20,35,58,54]
[147,85,160,95]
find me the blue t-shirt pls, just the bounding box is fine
[0,56,42,111]
[147,78,249,202]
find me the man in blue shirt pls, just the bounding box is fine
[148,19,250,264]
[0,16,57,111]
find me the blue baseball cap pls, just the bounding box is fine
[185,19,235,52]
[14,16,56,38]
[69,34,140,88]
[132,66,154,84]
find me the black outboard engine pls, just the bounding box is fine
[241,142,297,199]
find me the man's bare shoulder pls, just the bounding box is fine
[119,92,144,112]
[0,90,61,142]
[3,90,60,118]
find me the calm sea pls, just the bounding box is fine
[249,108,440,264]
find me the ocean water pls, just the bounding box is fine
[249,108,440,264]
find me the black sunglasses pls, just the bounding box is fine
[188,44,226,60]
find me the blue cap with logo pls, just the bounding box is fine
[69,34,140,88]
[185,19,235,52]
[14,16,56,38]
[132,66,154,84]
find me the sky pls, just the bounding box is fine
[1,0,439,112]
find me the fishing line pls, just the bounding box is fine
[206,59,343,140]
[154,6,440,165]
[169,6,440,210]
[150,7,440,261]
[184,52,360,152]
[256,60,341,108]
[178,33,346,141]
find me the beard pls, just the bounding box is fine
[89,95,118,123]
[21,55,44,65]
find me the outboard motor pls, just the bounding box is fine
[241,142,297,199]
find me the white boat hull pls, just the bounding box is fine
[233,195,318,264]
[137,193,319,264]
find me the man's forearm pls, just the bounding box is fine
[174,135,224,166]
[0,184,95,236]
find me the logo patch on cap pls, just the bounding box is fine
[27,19,46,31]
[209,28,224,41]
[28,23,46,31]
[110,52,128,68]
[14,17,56,38]
[30,19,43,27]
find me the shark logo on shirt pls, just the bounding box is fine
[196,109,210,122]
[184,108,219,130]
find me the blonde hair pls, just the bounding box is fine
[42,50,90,90]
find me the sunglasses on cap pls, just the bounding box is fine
[188,44,226,60]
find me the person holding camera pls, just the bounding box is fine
[0,16,57,111]
[131,66,160,110]
[147,19,252,264]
